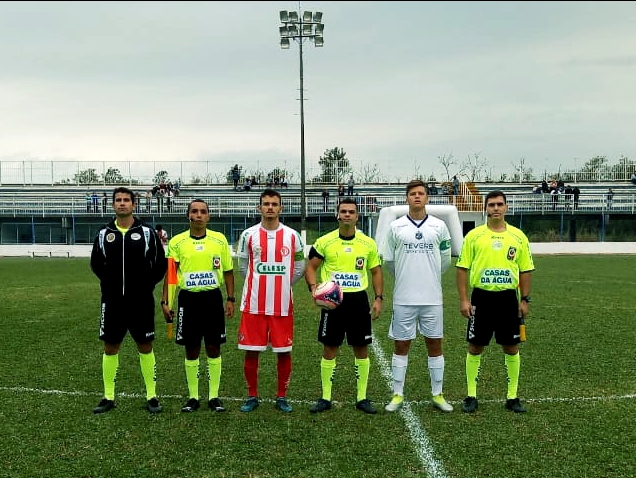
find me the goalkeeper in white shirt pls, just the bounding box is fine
[380,179,453,413]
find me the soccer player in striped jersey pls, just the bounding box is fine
[456,190,534,414]
[305,197,384,414]
[380,179,453,413]
[161,199,235,413]
[236,189,306,413]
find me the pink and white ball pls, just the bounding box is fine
[312,281,344,310]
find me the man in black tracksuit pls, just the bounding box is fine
[90,186,167,414]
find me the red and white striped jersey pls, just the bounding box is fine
[236,223,304,316]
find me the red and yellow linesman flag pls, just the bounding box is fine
[167,258,178,309]
[166,257,178,339]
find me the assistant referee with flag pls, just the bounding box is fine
[456,190,534,414]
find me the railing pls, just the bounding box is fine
[505,193,636,215]
[1,192,635,217]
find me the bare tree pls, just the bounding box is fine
[511,157,533,182]
[413,162,422,181]
[463,152,489,182]
[437,152,465,182]
[359,162,382,183]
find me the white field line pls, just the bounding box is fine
[370,335,449,478]
[3,385,634,406]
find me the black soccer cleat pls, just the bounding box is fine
[355,398,377,415]
[462,396,478,413]
[208,397,226,412]
[181,397,200,413]
[505,398,527,413]
[93,398,116,414]
[309,398,332,413]
[146,397,162,414]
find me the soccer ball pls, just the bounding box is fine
[313,281,343,310]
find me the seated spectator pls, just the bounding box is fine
[243,178,252,192]
[631,172,636,185]
[280,176,288,188]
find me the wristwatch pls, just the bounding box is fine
[375,294,384,301]
[226,296,236,303]
[160,300,168,306]
[520,295,531,303]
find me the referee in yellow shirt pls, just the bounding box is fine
[161,199,235,413]
[305,197,384,414]
[456,190,534,414]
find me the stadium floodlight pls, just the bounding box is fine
[278,8,325,235]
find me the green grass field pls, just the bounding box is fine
[1,256,635,478]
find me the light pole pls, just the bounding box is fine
[279,8,324,236]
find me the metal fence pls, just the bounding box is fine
[1,191,635,218]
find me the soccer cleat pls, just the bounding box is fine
[146,397,162,414]
[384,394,404,412]
[240,396,260,413]
[208,398,226,412]
[309,398,332,413]
[355,398,377,415]
[275,397,293,413]
[93,398,116,414]
[462,396,478,413]
[431,394,453,413]
[505,398,527,413]
[181,398,200,413]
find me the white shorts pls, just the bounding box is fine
[388,304,444,340]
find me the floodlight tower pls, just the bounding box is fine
[279,8,324,235]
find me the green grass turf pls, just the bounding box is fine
[0,255,635,478]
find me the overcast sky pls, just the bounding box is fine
[1,1,635,182]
